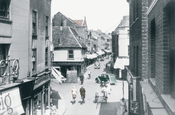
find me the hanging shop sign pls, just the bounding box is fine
[0,87,24,115]
[130,101,139,114]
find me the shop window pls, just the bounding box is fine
[0,0,10,19]
[68,50,74,59]
[32,10,37,36]
[45,47,48,67]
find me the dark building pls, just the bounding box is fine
[126,0,148,115]
[127,0,175,115]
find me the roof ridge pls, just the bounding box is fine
[68,27,82,48]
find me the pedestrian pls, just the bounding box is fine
[120,98,127,115]
[80,73,84,85]
[79,85,86,103]
[101,85,108,98]
[71,86,77,103]
[35,105,41,115]
[45,106,51,115]
[50,103,57,115]
[88,69,91,79]
[106,83,111,94]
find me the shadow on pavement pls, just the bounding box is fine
[99,102,120,115]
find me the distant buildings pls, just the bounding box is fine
[112,15,129,79]
[0,0,52,115]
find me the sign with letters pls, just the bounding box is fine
[0,87,24,115]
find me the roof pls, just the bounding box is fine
[73,17,87,27]
[52,26,86,49]
[117,16,129,28]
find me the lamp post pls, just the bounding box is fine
[119,69,124,99]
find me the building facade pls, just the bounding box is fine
[126,0,148,114]
[52,13,87,82]
[0,0,52,115]
[127,0,175,115]
[112,16,129,79]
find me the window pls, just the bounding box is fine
[45,47,48,66]
[45,16,49,38]
[32,10,37,36]
[32,49,37,73]
[68,50,74,59]
[150,19,156,78]
[0,0,10,19]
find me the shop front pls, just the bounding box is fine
[53,61,85,83]
[126,67,140,115]
[0,87,24,115]
[32,70,51,115]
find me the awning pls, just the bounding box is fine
[52,67,65,83]
[113,57,129,69]
[86,53,98,59]
[0,87,24,115]
[96,50,105,56]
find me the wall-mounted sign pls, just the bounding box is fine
[0,87,24,115]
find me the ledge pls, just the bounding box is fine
[140,81,169,115]
[161,94,175,114]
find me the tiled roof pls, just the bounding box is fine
[70,28,87,48]
[53,26,86,49]
[73,20,83,26]
[73,17,87,27]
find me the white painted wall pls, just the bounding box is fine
[53,49,84,62]
[118,28,129,57]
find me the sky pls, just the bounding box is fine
[51,0,129,33]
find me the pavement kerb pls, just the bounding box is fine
[57,93,67,115]
[50,79,67,115]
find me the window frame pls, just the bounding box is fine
[32,10,37,36]
[68,50,74,59]
[0,0,10,19]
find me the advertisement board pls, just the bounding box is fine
[0,87,24,115]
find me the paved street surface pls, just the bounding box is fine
[51,57,128,115]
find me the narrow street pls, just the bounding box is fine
[51,57,128,115]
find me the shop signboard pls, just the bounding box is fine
[130,101,139,114]
[0,87,24,115]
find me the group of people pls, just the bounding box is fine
[71,85,86,103]
[35,103,57,115]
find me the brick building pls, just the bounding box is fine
[127,0,175,115]
[126,0,148,114]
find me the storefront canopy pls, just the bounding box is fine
[114,57,129,70]
[86,53,98,59]
[96,50,105,56]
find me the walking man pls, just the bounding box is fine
[80,85,86,103]
[80,73,84,85]
[120,98,127,115]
